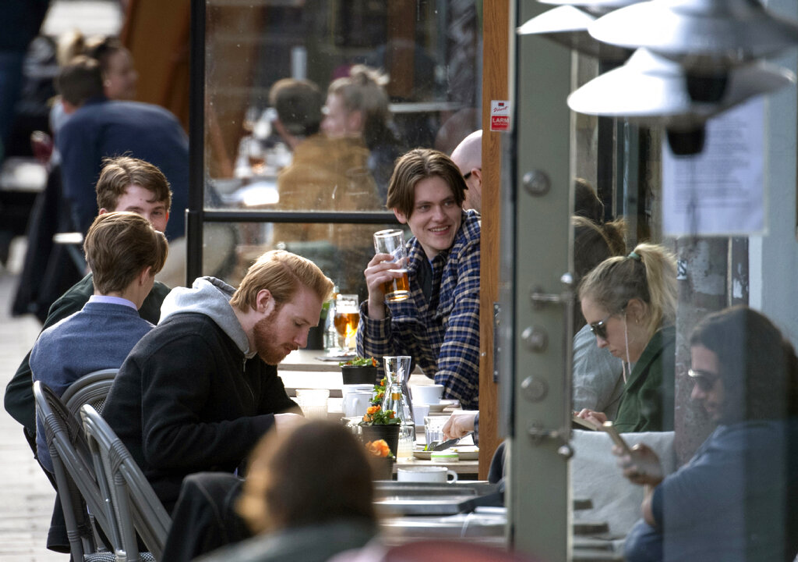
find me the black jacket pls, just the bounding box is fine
[102,311,297,512]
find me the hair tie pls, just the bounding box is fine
[627,251,641,261]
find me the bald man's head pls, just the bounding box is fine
[451,130,483,214]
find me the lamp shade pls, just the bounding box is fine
[567,48,795,131]
[588,0,798,71]
[517,5,632,61]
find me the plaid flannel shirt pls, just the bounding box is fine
[357,210,481,409]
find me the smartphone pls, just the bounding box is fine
[602,421,632,455]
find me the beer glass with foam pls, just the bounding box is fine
[334,294,360,352]
[373,229,410,302]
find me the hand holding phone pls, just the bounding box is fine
[602,421,632,456]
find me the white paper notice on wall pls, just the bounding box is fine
[662,97,766,237]
[490,100,511,132]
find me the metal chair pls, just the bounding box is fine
[81,404,171,562]
[33,381,120,562]
[61,368,118,419]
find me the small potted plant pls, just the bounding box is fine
[359,404,400,457]
[371,376,386,406]
[340,356,379,385]
[364,438,395,480]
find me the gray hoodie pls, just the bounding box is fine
[160,276,255,358]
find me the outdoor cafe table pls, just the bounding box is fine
[278,349,432,397]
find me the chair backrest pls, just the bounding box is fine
[33,381,121,562]
[61,368,118,419]
[81,404,171,562]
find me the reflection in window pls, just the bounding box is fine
[203,221,405,301]
[204,0,482,213]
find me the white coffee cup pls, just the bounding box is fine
[342,391,372,418]
[411,384,444,405]
[413,404,430,426]
[397,466,458,483]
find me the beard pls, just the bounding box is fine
[252,307,295,365]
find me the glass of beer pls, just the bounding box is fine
[373,229,410,302]
[334,294,360,352]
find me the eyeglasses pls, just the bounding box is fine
[588,312,613,340]
[463,167,481,181]
[688,369,720,392]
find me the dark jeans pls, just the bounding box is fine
[162,472,252,562]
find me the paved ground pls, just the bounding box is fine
[0,240,65,562]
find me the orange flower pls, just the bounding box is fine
[365,439,392,458]
[366,405,381,415]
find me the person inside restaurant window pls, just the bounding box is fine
[357,148,480,410]
[269,77,379,296]
[576,243,678,432]
[321,65,403,201]
[618,306,798,561]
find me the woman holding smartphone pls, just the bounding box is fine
[617,307,798,561]
[576,243,678,433]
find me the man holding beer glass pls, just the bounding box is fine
[357,148,481,410]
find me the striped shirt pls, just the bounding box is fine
[357,210,481,409]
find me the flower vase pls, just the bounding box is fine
[342,364,378,385]
[370,455,395,480]
[362,424,400,458]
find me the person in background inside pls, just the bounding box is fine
[322,65,403,200]
[196,421,378,562]
[450,129,482,214]
[102,250,333,513]
[576,243,678,433]
[618,306,798,561]
[357,148,481,409]
[269,77,379,297]
[4,156,173,462]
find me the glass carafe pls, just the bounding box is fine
[382,356,415,458]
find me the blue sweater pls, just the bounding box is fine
[30,301,154,472]
[56,96,189,241]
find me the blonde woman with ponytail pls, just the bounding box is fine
[576,243,678,432]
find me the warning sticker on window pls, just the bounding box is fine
[490,100,510,132]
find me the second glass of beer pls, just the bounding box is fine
[373,229,410,302]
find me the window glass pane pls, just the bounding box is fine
[203,0,482,212]
[202,221,405,301]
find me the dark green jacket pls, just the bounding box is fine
[613,326,676,433]
[3,273,171,436]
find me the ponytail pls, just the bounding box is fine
[634,244,677,335]
[578,242,677,339]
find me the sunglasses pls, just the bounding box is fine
[588,312,613,340]
[688,369,720,392]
